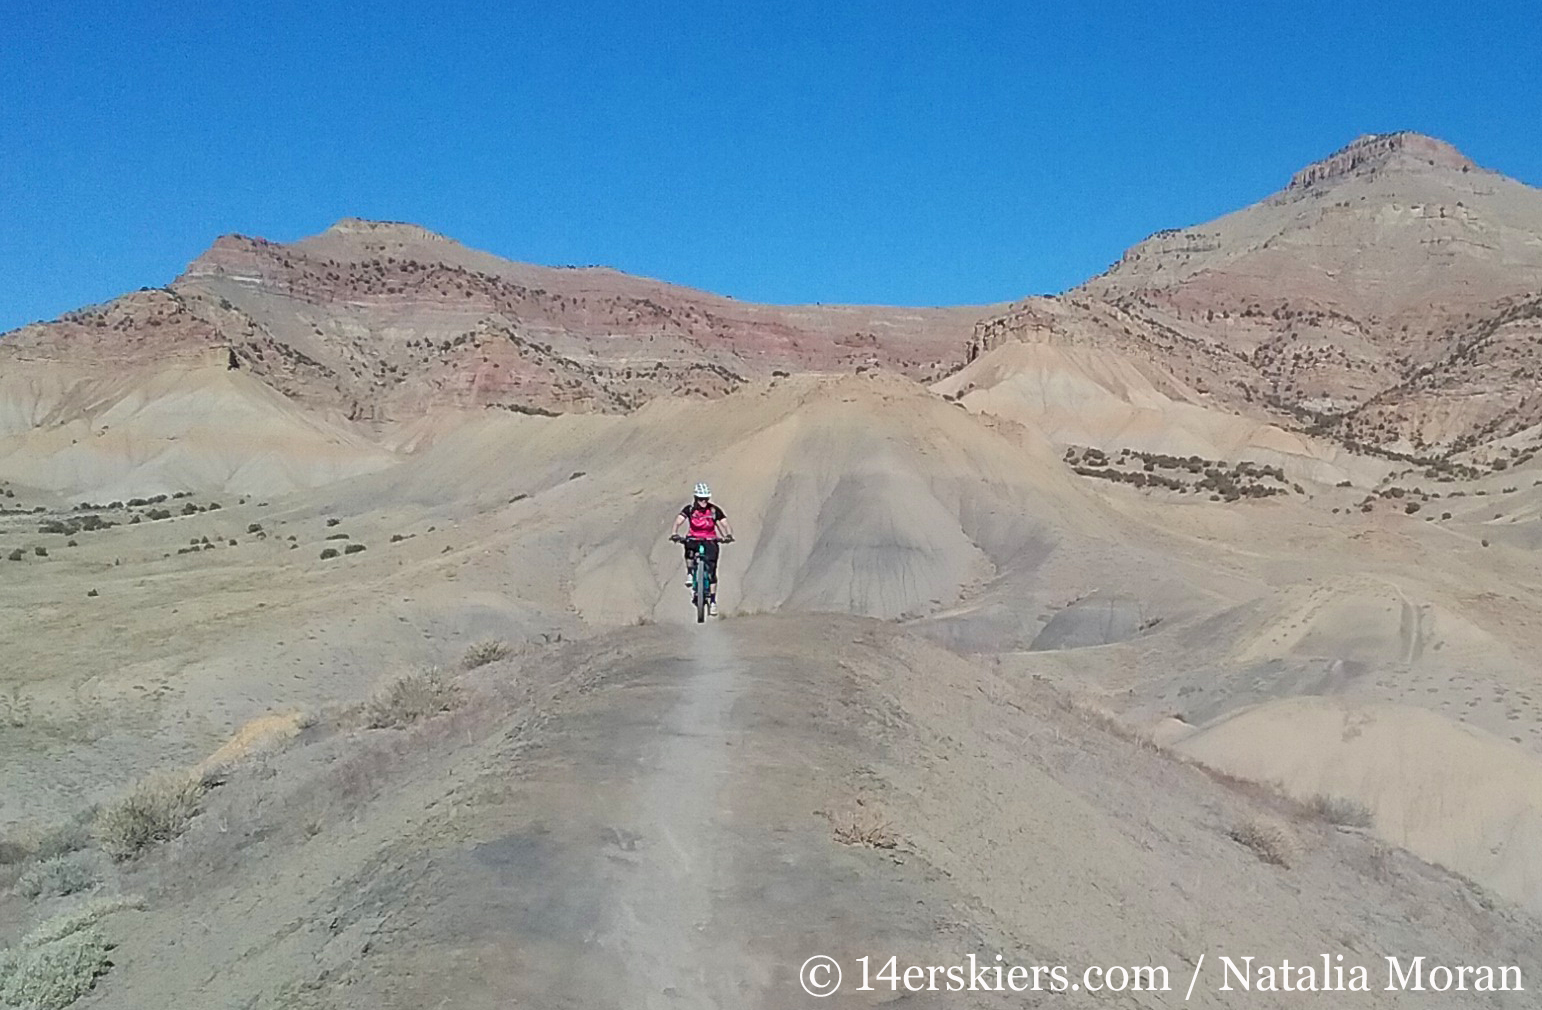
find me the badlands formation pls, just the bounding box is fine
[3,133,1542,1006]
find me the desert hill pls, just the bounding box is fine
[969,132,1542,454]
[6,131,1542,505]
[5,135,1542,1007]
[3,219,991,423]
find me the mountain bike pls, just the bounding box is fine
[670,535,732,622]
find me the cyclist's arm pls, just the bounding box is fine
[671,513,686,536]
[718,518,734,539]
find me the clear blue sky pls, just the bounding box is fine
[3,1,1540,331]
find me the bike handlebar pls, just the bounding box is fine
[671,535,733,544]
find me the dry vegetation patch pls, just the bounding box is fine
[31,814,94,862]
[829,809,899,850]
[367,667,461,728]
[462,638,512,669]
[93,772,206,862]
[1305,793,1374,828]
[1228,816,1298,867]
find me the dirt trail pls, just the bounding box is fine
[600,621,754,1006]
[388,620,1015,1009]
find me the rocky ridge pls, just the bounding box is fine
[7,133,1542,459]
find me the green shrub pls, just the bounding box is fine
[343,543,365,555]
[0,897,141,1009]
[16,853,101,899]
[0,928,112,1009]
[319,548,339,560]
[93,772,205,861]
[7,549,21,562]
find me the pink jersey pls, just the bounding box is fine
[681,502,726,539]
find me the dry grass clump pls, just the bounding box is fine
[1306,793,1374,828]
[367,668,461,728]
[15,853,101,899]
[0,896,141,1009]
[462,638,512,669]
[196,711,306,779]
[93,772,205,861]
[1229,816,1297,867]
[830,811,899,850]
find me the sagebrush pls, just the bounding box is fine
[15,853,101,899]
[1306,793,1374,828]
[462,639,512,669]
[1229,816,1297,867]
[0,928,112,1010]
[367,668,461,728]
[0,896,141,1010]
[93,772,205,861]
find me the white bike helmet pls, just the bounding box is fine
[693,482,711,498]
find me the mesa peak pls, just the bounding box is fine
[1286,131,1479,192]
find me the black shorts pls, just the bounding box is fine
[682,539,720,582]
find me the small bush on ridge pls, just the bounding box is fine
[367,668,460,729]
[93,773,205,861]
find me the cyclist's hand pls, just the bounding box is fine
[721,535,735,543]
[669,534,683,543]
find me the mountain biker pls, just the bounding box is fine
[670,482,733,616]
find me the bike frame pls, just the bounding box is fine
[676,536,722,623]
[683,538,712,622]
